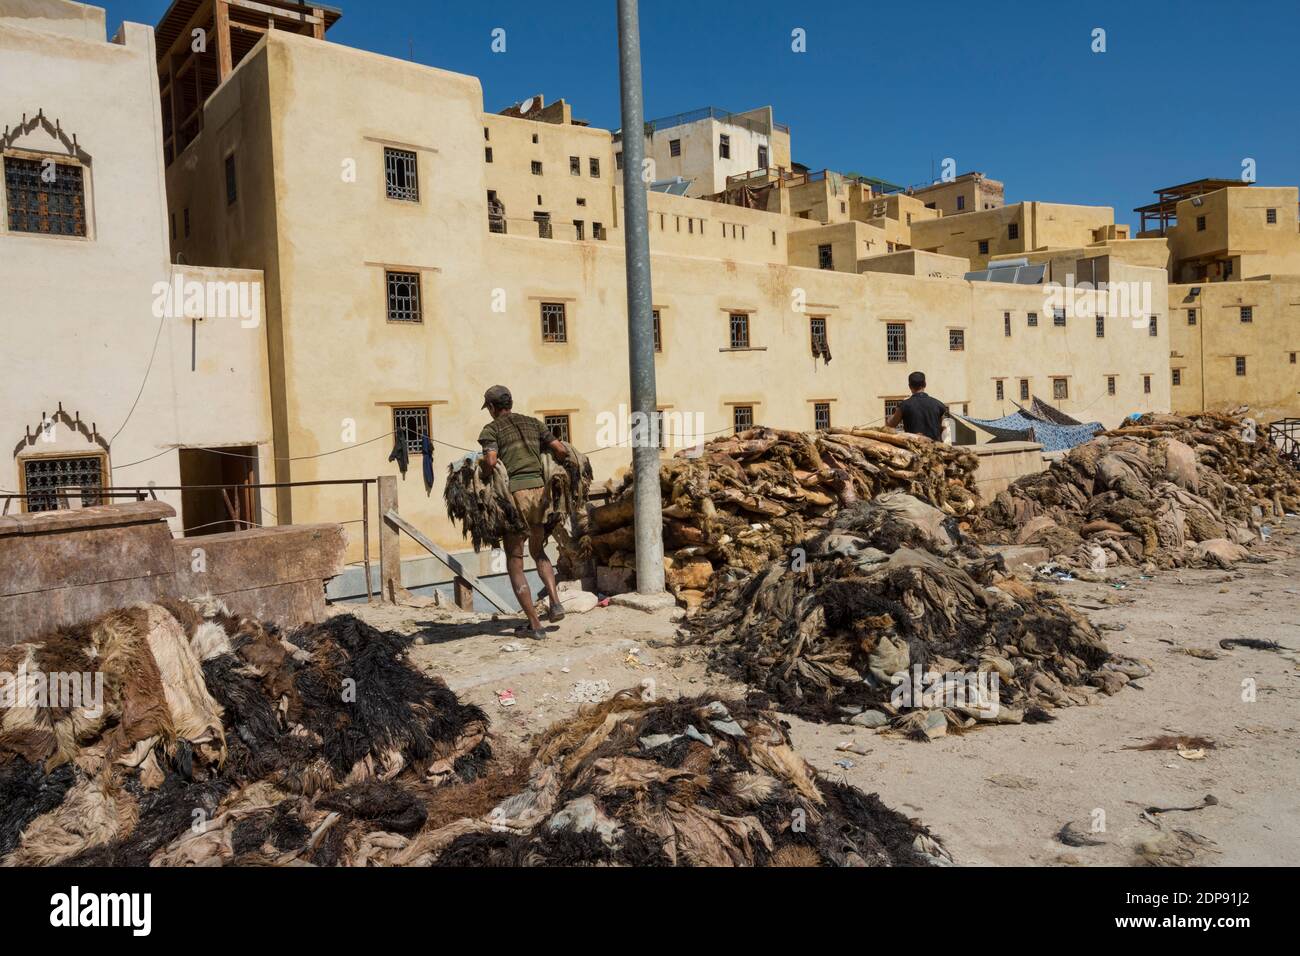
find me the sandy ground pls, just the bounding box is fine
[351,517,1300,867]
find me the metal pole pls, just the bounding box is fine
[616,0,665,595]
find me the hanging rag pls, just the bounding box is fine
[388,431,409,476]
[422,434,435,495]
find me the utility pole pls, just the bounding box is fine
[615,0,666,595]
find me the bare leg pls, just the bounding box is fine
[530,529,561,608]
[505,534,542,630]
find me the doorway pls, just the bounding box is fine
[178,446,260,535]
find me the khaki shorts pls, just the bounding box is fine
[504,486,550,558]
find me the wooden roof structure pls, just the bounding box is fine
[1133,178,1247,234]
[155,0,342,164]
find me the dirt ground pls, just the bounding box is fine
[350,517,1300,867]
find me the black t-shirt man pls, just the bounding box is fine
[886,372,948,441]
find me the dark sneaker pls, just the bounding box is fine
[514,624,547,641]
[548,602,566,623]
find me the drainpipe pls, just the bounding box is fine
[616,0,666,595]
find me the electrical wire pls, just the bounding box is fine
[107,311,167,447]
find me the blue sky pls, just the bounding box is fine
[102,0,1299,227]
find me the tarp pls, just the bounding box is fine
[959,400,1102,453]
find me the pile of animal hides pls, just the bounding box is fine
[0,602,489,866]
[444,441,592,551]
[688,492,1149,735]
[579,426,980,603]
[977,412,1300,570]
[351,689,950,867]
[0,603,944,866]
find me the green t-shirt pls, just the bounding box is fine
[478,413,552,491]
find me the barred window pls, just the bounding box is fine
[544,414,571,442]
[392,406,429,454]
[1108,375,1116,395]
[531,161,543,175]
[384,147,419,202]
[589,157,600,177]
[1019,379,1030,400]
[1053,308,1066,327]
[1008,222,1019,240]
[949,329,965,351]
[1053,378,1069,400]
[22,455,104,512]
[593,222,606,240]
[978,239,989,255]
[1196,215,1206,231]
[1240,306,1253,322]
[1027,312,1038,327]
[534,212,552,239]
[732,404,753,433]
[810,316,828,357]
[541,301,567,342]
[814,402,831,431]
[1144,375,1152,394]
[1188,308,1197,326]
[886,322,907,362]
[569,156,581,175]
[884,399,902,420]
[4,155,87,236]
[1095,315,1105,338]
[1266,208,1277,225]
[652,309,662,352]
[1235,356,1246,376]
[818,244,833,270]
[1149,315,1158,337]
[718,134,730,159]
[669,139,681,157]
[1004,312,1011,337]
[1172,369,1181,386]
[729,312,750,349]
[996,380,1004,401]
[386,271,422,322]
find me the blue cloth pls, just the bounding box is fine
[422,435,434,495]
[960,410,1102,453]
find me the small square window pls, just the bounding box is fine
[1053,308,1066,327]
[1027,312,1038,327]
[886,322,907,362]
[1053,378,1069,400]
[573,220,585,240]
[589,157,600,177]
[544,414,571,443]
[576,197,586,206]
[386,271,422,323]
[956,195,966,211]
[531,161,543,175]
[810,316,828,358]
[22,455,104,512]
[1188,308,1197,326]
[384,147,418,202]
[531,133,539,144]
[814,402,831,431]
[3,155,87,236]
[569,156,581,175]
[541,301,567,342]
[949,329,965,351]
[1236,356,1247,376]
[669,139,681,157]
[593,222,605,240]
[884,399,902,420]
[1266,208,1277,225]
[729,312,750,349]
[733,404,753,433]
[978,239,990,255]
[1196,215,1206,231]
[392,406,430,454]
[1008,222,1018,240]
[1019,379,1030,400]
[1240,306,1253,322]
[1172,369,1181,386]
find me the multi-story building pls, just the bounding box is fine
[1133,179,1300,422]
[909,201,1128,271]
[153,4,1170,569]
[0,0,271,532]
[909,171,1005,218]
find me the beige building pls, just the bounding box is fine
[909,171,1005,217]
[1138,180,1300,423]
[0,0,272,532]
[910,201,1128,271]
[154,10,1171,572]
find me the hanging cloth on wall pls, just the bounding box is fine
[422,434,435,495]
[388,430,409,476]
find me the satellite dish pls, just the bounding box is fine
[518,96,535,114]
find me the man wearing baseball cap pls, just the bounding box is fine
[478,385,569,639]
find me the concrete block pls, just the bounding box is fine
[988,544,1050,569]
[608,591,678,613]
